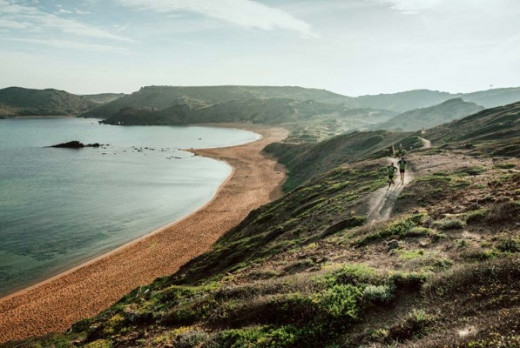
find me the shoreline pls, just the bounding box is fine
[0,124,288,344]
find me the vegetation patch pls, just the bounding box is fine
[433,217,466,230]
[353,213,427,246]
[494,163,516,169]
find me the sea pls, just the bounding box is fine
[0,117,260,297]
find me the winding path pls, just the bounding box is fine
[366,157,414,223]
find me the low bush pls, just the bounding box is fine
[464,209,488,223]
[494,163,516,169]
[497,239,520,253]
[433,218,466,230]
[363,285,394,304]
[458,166,487,176]
[385,309,433,343]
[484,201,520,224]
[354,214,427,246]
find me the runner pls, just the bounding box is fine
[397,157,407,184]
[387,162,398,187]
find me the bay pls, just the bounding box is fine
[0,118,260,296]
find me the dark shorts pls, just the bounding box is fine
[388,175,394,179]
[400,169,405,173]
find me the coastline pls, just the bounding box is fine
[0,124,288,344]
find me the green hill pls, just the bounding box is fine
[373,98,485,131]
[81,85,357,119]
[426,100,520,157]
[0,87,96,118]
[10,102,520,347]
[101,98,393,128]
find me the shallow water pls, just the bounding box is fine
[0,118,260,296]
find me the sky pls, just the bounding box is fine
[1,0,519,96]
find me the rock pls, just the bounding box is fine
[49,141,103,149]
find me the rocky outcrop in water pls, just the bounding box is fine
[49,141,102,149]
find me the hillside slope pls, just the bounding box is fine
[265,130,422,191]
[0,87,96,118]
[374,98,485,131]
[426,100,520,157]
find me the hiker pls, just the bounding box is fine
[397,157,407,184]
[387,163,398,187]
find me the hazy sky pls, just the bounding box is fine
[1,0,519,95]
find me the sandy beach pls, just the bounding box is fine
[0,125,288,344]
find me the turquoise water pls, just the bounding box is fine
[0,118,260,297]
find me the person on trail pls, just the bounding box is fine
[387,163,398,187]
[397,157,407,184]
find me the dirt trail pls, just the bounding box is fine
[367,157,414,223]
[419,136,431,149]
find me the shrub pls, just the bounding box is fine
[321,264,379,286]
[484,201,520,224]
[363,285,394,304]
[354,214,427,246]
[385,309,433,342]
[405,227,432,237]
[313,284,362,320]
[433,218,465,230]
[464,209,488,223]
[494,163,516,169]
[396,249,425,260]
[390,271,429,290]
[458,166,486,176]
[497,239,520,253]
[429,231,447,242]
[84,340,112,348]
[212,325,304,348]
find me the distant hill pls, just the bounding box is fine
[81,85,357,119]
[462,87,520,108]
[373,98,485,131]
[81,93,126,104]
[100,98,393,128]
[356,89,453,113]
[0,87,96,118]
[82,85,520,128]
[356,87,520,112]
[426,100,520,156]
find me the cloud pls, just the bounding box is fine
[0,0,131,41]
[116,0,314,37]
[370,0,444,14]
[75,9,91,15]
[2,37,130,53]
